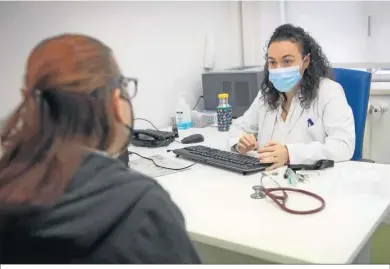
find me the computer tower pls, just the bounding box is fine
[202,66,265,118]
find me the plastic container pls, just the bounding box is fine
[216,93,232,132]
[191,110,217,128]
[175,96,192,130]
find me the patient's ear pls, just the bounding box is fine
[21,88,27,99]
[112,88,131,125]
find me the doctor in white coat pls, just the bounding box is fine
[229,24,355,170]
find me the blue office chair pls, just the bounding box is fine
[332,68,372,161]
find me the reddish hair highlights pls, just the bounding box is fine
[0,34,123,205]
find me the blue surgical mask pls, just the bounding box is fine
[268,58,306,93]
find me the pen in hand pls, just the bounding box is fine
[236,133,258,154]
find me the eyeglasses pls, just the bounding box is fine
[90,75,138,100]
[119,76,138,100]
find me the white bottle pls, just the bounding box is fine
[175,96,192,130]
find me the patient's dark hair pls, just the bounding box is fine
[260,24,331,110]
[0,34,125,207]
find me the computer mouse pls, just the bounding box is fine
[181,134,204,144]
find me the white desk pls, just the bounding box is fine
[128,126,390,264]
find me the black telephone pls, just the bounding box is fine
[288,159,335,171]
[131,129,176,148]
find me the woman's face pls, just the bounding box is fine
[267,40,309,73]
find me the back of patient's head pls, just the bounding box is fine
[0,34,132,206]
[261,24,331,110]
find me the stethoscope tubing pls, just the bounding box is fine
[264,187,326,215]
[256,173,326,215]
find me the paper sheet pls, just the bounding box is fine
[131,154,191,178]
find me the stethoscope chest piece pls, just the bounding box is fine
[250,172,326,215]
[251,185,266,199]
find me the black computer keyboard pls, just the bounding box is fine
[172,145,270,175]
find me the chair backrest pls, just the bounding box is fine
[332,68,372,160]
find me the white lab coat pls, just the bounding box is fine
[228,78,356,165]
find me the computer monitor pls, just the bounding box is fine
[202,66,265,118]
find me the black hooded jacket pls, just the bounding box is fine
[0,152,201,264]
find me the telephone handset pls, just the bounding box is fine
[131,129,176,148]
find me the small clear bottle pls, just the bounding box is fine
[216,93,232,132]
[175,96,192,130]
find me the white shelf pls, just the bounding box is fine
[370,82,390,95]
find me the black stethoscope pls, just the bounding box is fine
[251,171,326,215]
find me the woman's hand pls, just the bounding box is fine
[236,133,258,154]
[257,141,289,171]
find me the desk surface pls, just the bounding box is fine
[129,126,390,264]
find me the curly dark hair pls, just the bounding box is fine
[260,24,331,110]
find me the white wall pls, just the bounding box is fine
[365,1,390,63]
[285,1,390,64]
[0,1,241,128]
[242,1,390,65]
[242,1,282,66]
[285,1,370,63]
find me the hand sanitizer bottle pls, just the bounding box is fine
[175,96,192,129]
